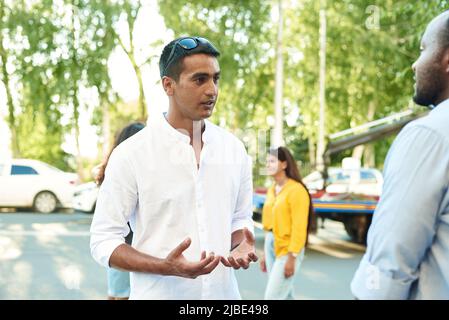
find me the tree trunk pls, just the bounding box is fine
[272,0,284,148]
[351,101,376,165]
[352,145,364,160]
[101,101,111,161]
[316,0,327,172]
[308,136,316,167]
[0,1,19,157]
[71,2,84,181]
[72,80,84,181]
[364,144,375,168]
[132,61,147,121]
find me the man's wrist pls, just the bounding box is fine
[151,256,174,276]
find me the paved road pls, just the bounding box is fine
[0,211,365,300]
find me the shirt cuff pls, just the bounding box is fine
[351,257,412,300]
[231,219,254,236]
[90,238,125,268]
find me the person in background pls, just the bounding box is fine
[260,146,313,300]
[93,122,145,300]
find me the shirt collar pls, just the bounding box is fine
[432,98,449,114]
[151,112,215,145]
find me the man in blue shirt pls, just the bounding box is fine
[351,11,449,299]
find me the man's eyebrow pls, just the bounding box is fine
[191,72,210,78]
[191,71,221,78]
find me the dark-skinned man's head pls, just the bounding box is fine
[413,11,449,107]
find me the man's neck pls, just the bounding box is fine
[165,108,205,154]
[165,109,205,141]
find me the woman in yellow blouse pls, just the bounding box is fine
[260,146,313,299]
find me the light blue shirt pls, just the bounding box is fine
[351,100,449,299]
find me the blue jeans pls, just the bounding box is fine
[107,267,130,298]
[264,231,304,300]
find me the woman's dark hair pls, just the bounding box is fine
[269,146,316,243]
[95,122,145,185]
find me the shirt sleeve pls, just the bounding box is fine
[351,124,449,299]
[90,147,138,268]
[231,150,255,236]
[287,184,310,254]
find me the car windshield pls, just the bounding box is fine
[328,169,378,184]
[38,161,63,173]
[304,168,380,185]
[360,170,377,183]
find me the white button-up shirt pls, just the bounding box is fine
[90,112,254,300]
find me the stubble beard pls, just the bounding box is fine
[413,61,445,107]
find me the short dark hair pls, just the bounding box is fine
[159,37,220,81]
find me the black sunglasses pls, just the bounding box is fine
[163,37,217,76]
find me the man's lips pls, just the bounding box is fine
[201,101,215,108]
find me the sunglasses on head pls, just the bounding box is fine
[163,37,217,76]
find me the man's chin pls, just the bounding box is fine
[413,93,434,107]
[199,108,214,119]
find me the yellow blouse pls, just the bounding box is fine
[262,179,310,257]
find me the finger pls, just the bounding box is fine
[227,256,241,269]
[243,228,255,244]
[200,251,206,260]
[189,253,215,272]
[237,258,249,269]
[248,252,258,262]
[170,238,191,258]
[220,256,232,267]
[260,260,266,273]
[199,256,221,275]
[185,255,214,277]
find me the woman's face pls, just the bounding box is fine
[266,154,287,177]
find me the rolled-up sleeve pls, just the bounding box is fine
[231,152,255,235]
[90,147,138,268]
[351,125,449,299]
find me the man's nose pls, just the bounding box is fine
[205,79,218,97]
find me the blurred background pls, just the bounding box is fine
[1,0,448,300]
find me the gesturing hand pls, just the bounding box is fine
[259,255,267,273]
[221,228,258,270]
[165,238,221,279]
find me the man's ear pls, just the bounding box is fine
[162,76,175,96]
[443,48,449,74]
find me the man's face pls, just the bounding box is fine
[412,14,449,107]
[170,54,220,121]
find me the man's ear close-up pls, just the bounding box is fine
[162,76,175,96]
[443,48,449,73]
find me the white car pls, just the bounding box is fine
[303,167,383,196]
[73,181,99,213]
[0,159,79,213]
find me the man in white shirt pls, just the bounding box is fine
[90,37,258,299]
[351,11,449,299]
